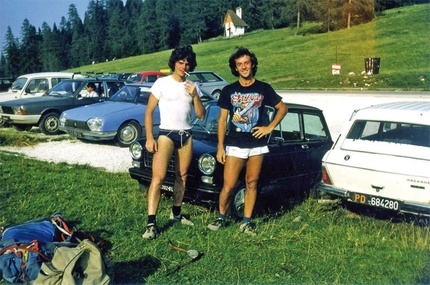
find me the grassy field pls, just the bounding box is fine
[0,143,429,284]
[1,4,429,284]
[66,4,430,91]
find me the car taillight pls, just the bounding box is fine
[321,165,333,185]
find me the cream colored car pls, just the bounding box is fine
[0,72,83,103]
[319,101,430,217]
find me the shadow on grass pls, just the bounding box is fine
[254,196,302,222]
[113,256,161,284]
[342,202,430,226]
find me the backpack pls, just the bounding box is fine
[0,214,112,284]
[34,239,111,285]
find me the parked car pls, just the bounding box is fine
[59,84,153,147]
[129,102,333,217]
[186,70,228,99]
[0,78,124,135]
[96,72,133,81]
[59,84,217,147]
[126,71,167,84]
[318,101,430,217]
[0,77,14,92]
[0,72,83,102]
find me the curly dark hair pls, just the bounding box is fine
[168,45,197,72]
[228,47,258,77]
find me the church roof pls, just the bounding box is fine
[224,10,248,27]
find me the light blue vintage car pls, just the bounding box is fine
[59,83,216,147]
[59,84,158,147]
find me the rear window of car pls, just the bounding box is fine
[199,72,221,82]
[346,120,430,148]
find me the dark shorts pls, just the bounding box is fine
[159,129,192,149]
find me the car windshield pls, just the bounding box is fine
[44,80,85,97]
[110,85,151,104]
[127,74,142,83]
[10,77,27,91]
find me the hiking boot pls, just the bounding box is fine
[170,212,194,226]
[142,223,157,239]
[239,222,256,236]
[207,218,226,231]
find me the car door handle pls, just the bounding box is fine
[301,144,309,149]
[371,185,385,192]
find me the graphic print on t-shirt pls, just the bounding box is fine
[231,92,264,132]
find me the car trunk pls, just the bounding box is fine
[325,140,430,205]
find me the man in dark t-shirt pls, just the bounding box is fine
[207,47,288,235]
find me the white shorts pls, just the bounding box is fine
[225,146,269,159]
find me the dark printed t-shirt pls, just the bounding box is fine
[217,80,282,148]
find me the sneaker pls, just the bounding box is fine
[207,218,225,231]
[142,223,157,239]
[239,222,256,236]
[170,212,194,226]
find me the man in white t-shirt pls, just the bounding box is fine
[142,45,206,239]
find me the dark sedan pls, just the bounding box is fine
[0,78,124,135]
[129,102,333,217]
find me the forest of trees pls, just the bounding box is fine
[0,0,426,78]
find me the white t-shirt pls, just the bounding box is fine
[87,91,99,97]
[150,75,202,130]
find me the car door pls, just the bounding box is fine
[74,81,108,107]
[23,77,50,97]
[261,110,307,193]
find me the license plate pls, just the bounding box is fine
[69,130,83,138]
[161,185,173,192]
[350,193,402,211]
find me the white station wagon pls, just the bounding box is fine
[319,101,430,217]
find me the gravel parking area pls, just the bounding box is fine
[1,91,428,173]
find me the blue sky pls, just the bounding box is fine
[0,0,89,48]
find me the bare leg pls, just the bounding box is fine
[172,138,193,207]
[243,155,264,218]
[147,136,174,215]
[218,156,244,215]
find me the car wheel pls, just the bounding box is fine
[212,90,221,99]
[231,184,246,218]
[39,112,61,135]
[12,124,32,132]
[115,121,142,147]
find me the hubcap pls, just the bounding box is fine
[46,117,58,131]
[120,126,136,143]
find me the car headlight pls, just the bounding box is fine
[130,141,143,160]
[198,154,216,175]
[87,118,103,131]
[12,106,25,115]
[59,112,66,126]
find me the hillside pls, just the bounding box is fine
[67,4,430,91]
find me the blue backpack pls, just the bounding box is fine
[0,214,75,283]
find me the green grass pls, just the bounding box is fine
[0,138,429,284]
[0,127,72,147]
[66,4,430,91]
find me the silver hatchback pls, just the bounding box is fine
[187,70,227,99]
